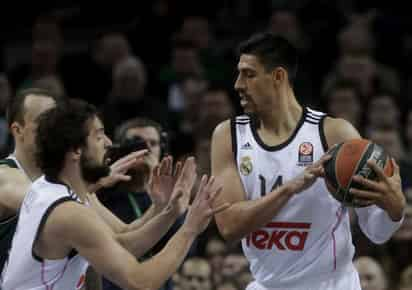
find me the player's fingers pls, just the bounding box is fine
[209,202,231,216]
[166,155,173,176]
[115,150,149,166]
[112,158,140,173]
[349,188,381,201]
[208,186,223,203]
[352,175,384,192]
[170,189,183,203]
[114,174,131,182]
[366,160,387,182]
[173,161,183,178]
[315,153,332,166]
[205,176,216,192]
[196,175,209,198]
[391,158,400,176]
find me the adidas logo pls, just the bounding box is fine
[241,142,252,150]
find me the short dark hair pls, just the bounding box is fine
[35,98,98,179]
[238,32,298,83]
[114,117,162,144]
[6,87,61,127]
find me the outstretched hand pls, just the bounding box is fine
[149,155,183,209]
[90,150,148,192]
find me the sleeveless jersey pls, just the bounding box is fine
[1,176,89,290]
[233,108,355,288]
[0,156,24,273]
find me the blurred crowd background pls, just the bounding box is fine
[1,1,412,290]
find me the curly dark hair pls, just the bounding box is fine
[35,98,98,179]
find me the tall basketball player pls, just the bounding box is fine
[211,32,406,290]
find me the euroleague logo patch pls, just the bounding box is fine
[297,142,313,166]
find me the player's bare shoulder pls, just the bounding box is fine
[0,165,31,211]
[323,116,361,148]
[212,119,231,140]
[211,119,232,159]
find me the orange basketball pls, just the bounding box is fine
[323,138,394,207]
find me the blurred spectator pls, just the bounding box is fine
[64,31,132,106]
[365,93,400,131]
[354,256,388,290]
[176,15,230,84]
[322,78,362,130]
[404,109,412,161]
[323,53,400,101]
[180,257,212,290]
[267,7,317,107]
[168,75,209,158]
[160,39,204,87]
[100,56,168,138]
[221,253,250,288]
[365,126,412,189]
[8,15,64,93]
[399,265,412,290]
[0,73,12,157]
[216,279,239,290]
[205,237,227,286]
[196,86,235,138]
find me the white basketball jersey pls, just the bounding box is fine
[1,176,89,290]
[234,108,355,288]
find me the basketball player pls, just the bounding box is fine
[211,32,406,290]
[0,88,59,273]
[1,98,228,290]
[0,89,150,289]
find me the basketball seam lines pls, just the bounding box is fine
[346,142,372,204]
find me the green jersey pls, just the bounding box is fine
[0,158,19,273]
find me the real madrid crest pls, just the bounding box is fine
[240,156,253,176]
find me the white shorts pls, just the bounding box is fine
[245,267,361,290]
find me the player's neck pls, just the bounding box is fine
[13,148,42,181]
[58,167,88,202]
[259,91,302,136]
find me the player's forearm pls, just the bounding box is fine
[218,185,295,242]
[355,205,404,244]
[116,206,180,257]
[123,204,159,233]
[134,225,196,290]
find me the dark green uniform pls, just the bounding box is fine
[0,158,19,273]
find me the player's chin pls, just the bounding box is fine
[242,106,255,114]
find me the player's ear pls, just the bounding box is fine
[10,121,23,139]
[272,67,286,86]
[70,147,82,161]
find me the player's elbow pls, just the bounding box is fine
[127,277,157,290]
[216,218,243,243]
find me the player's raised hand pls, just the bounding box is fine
[90,149,149,192]
[183,175,229,235]
[149,155,183,210]
[167,156,198,216]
